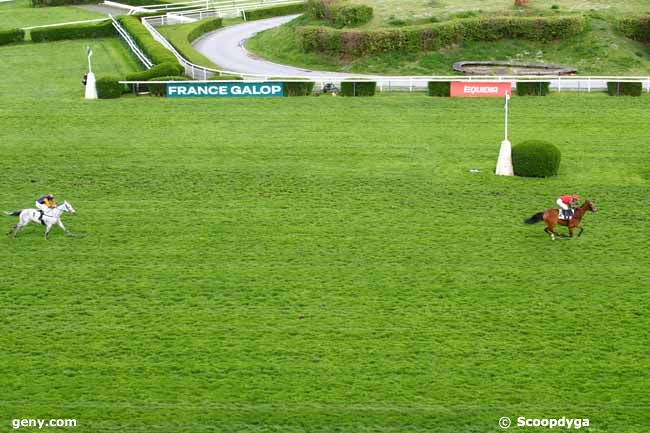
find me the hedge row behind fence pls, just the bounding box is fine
[96,76,124,99]
[607,82,643,96]
[246,3,305,21]
[126,62,184,81]
[619,17,650,42]
[31,20,115,42]
[269,78,315,96]
[118,16,179,66]
[187,18,223,42]
[305,0,373,28]
[31,0,94,6]
[428,81,450,97]
[516,81,550,96]
[0,29,25,45]
[340,80,376,96]
[298,15,587,56]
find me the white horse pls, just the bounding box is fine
[6,200,77,240]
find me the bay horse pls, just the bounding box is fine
[6,200,77,240]
[525,200,598,240]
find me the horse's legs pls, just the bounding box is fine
[11,223,26,239]
[544,224,556,240]
[57,220,75,237]
[568,224,574,238]
[44,224,52,240]
[578,226,584,237]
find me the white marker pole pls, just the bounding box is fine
[495,90,514,176]
[85,46,98,100]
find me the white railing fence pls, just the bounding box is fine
[103,0,301,16]
[111,15,154,69]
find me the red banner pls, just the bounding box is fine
[451,81,512,98]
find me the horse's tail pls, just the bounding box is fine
[5,210,22,217]
[524,212,544,224]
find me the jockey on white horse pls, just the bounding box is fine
[6,198,77,240]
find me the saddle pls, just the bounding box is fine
[558,209,574,220]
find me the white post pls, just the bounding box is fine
[85,46,97,100]
[495,92,514,176]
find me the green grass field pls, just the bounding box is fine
[2,38,650,433]
[0,0,104,30]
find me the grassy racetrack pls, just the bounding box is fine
[2,40,650,432]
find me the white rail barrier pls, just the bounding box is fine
[22,17,109,30]
[103,0,301,15]
[111,15,154,69]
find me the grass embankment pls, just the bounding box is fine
[0,0,104,30]
[1,39,650,433]
[247,4,650,75]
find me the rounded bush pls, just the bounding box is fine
[512,140,561,177]
[96,76,124,99]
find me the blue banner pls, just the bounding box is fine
[166,82,284,98]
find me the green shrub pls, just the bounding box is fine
[340,80,376,96]
[148,75,189,96]
[118,16,179,66]
[305,0,373,28]
[606,82,643,96]
[333,4,373,28]
[270,78,315,96]
[96,76,124,99]
[187,18,223,42]
[31,0,95,6]
[428,81,450,97]
[246,3,305,21]
[512,140,561,178]
[208,75,244,80]
[298,15,586,55]
[126,62,184,81]
[30,20,115,42]
[0,29,24,45]
[516,81,550,96]
[619,16,650,42]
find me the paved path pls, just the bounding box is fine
[193,15,379,80]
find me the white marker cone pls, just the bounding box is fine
[85,71,98,100]
[495,139,514,176]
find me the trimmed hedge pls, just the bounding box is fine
[512,140,561,178]
[246,3,305,21]
[31,20,115,42]
[340,80,376,96]
[332,4,373,28]
[0,29,24,45]
[31,0,95,6]
[270,78,315,96]
[607,82,643,96]
[148,75,189,96]
[428,81,450,97]
[96,76,124,99]
[619,16,650,42]
[298,15,587,56]
[187,18,223,42]
[126,62,184,81]
[306,0,373,28]
[118,16,179,66]
[516,81,550,96]
[208,75,244,80]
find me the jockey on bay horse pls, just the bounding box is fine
[525,197,598,240]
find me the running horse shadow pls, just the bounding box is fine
[524,200,598,240]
